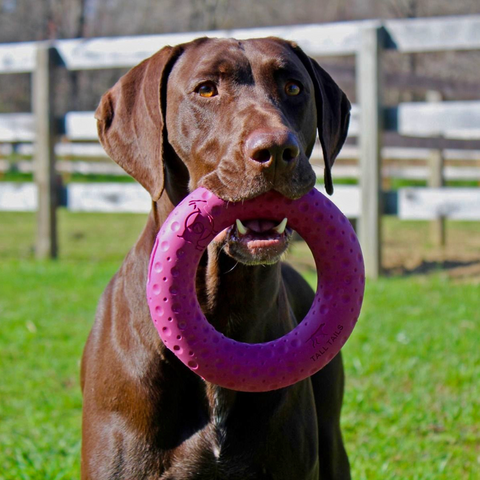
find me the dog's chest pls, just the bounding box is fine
[158,386,318,480]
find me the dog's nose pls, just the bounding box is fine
[245,130,300,170]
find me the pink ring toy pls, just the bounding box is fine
[147,187,365,392]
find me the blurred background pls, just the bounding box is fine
[0,1,479,479]
[1,0,480,112]
[1,0,480,276]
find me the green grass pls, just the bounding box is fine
[3,169,476,187]
[1,211,479,478]
[305,272,480,479]
[0,171,136,183]
[0,260,117,479]
[317,178,480,189]
[0,210,147,261]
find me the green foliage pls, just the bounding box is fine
[1,211,479,478]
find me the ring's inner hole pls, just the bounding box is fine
[195,227,316,344]
[285,231,317,291]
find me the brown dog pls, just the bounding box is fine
[81,37,351,479]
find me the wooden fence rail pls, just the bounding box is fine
[3,183,480,227]
[2,15,480,74]
[4,101,480,143]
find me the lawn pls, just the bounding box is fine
[1,210,479,479]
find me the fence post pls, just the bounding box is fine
[426,90,446,247]
[33,44,60,260]
[357,26,386,280]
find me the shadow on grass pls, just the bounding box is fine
[383,259,480,278]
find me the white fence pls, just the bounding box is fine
[1,16,480,275]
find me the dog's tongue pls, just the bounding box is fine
[243,219,277,233]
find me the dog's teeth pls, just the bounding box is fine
[274,218,288,234]
[236,219,248,235]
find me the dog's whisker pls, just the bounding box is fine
[224,262,239,274]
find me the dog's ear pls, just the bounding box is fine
[290,44,351,195]
[95,45,184,200]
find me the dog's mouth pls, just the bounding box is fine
[214,218,293,265]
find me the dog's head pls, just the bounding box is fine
[95,37,350,264]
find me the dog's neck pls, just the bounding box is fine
[201,244,287,343]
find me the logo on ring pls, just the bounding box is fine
[307,323,327,348]
[178,199,218,251]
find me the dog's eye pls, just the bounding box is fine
[285,81,302,96]
[196,82,218,98]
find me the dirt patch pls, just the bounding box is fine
[285,218,480,282]
[382,218,480,281]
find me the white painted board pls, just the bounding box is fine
[0,42,37,73]
[399,188,480,220]
[65,112,98,141]
[316,185,360,219]
[385,15,480,53]
[56,20,377,70]
[3,16,480,74]
[1,182,479,221]
[0,182,37,211]
[68,183,151,213]
[4,101,480,143]
[397,101,480,138]
[0,113,35,142]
